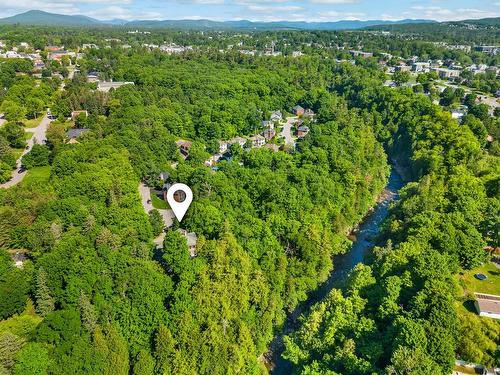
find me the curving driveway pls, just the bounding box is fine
[138,182,175,248]
[0,114,51,189]
[281,116,297,147]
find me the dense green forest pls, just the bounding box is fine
[0,26,499,375]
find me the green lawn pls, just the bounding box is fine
[23,166,51,185]
[151,190,168,209]
[458,262,500,297]
[24,117,42,128]
[24,131,34,140]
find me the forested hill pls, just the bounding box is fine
[0,10,432,30]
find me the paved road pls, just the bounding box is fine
[281,117,297,147]
[0,114,51,189]
[438,81,499,114]
[138,183,175,247]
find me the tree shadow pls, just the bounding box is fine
[462,299,478,314]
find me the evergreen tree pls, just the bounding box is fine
[35,268,55,317]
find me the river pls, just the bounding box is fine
[267,169,405,374]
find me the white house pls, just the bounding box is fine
[475,293,500,320]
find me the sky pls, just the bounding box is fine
[0,0,498,22]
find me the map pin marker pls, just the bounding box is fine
[166,183,193,222]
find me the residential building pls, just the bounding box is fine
[66,128,90,144]
[97,81,135,92]
[475,293,500,319]
[451,109,466,121]
[262,128,276,140]
[303,109,315,119]
[71,110,88,121]
[87,72,99,82]
[432,68,461,79]
[395,64,411,72]
[297,125,310,138]
[270,110,283,122]
[219,140,228,153]
[412,62,430,73]
[250,134,265,148]
[178,229,197,257]
[82,44,99,49]
[229,136,246,148]
[475,46,500,55]
[265,144,280,152]
[349,50,373,58]
[176,140,192,156]
[292,105,305,116]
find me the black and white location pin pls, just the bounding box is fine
[166,183,193,222]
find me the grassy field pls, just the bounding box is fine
[151,190,168,209]
[23,166,51,185]
[24,117,42,128]
[458,262,500,297]
[24,131,34,140]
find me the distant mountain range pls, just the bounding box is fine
[0,10,438,30]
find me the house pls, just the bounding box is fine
[229,136,246,148]
[262,120,273,129]
[292,51,304,57]
[292,105,305,116]
[349,50,373,58]
[87,72,99,82]
[451,109,466,121]
[10,251,27,268]
[474,46,499,55]
[204,154,222,167]
[250,134,265,148]
[412,62,430,72]
[178,229,197,257]
[176,140,192,156]
[270,111,283,122]
[303,109,315,119]
[432,68,461,79]
[395,64,411,72]
[71,110,88,121]
[219,140,228,154]
[97,81,134,92]
[82,44,98,49]
[66,128,90,144]
[297,125,310,138]
[262,128,276,140]
[265,144,280,152]
[475,293,500,319]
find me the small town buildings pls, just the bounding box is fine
[87,72,99,82]
[178,229,197,257]
[432,68,461,79]
[10,251,27,268]
[229,136,246,148]
[292,51,304,57]
[71,110,88,121]
[262,120,273,129]
[176,140,192,156]
[297,125,310,138]
[474,45,499,55]
[349,50,373,58]
[265,144,280,152]
[412,62,431,73]
[475,293,500,319]
[395,64,411,72]
[66,128,90,144]
[303,109,315,119]
[292,105,305,116]
[82,44,99,49]
[219,140,228,154]
[451,109,466,121]
[262,128,276,140]
[204,154,222,167]
[250,134,265,148]
[97,81,135,92]
[270,111,283,122]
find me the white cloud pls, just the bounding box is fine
[246,4,303,13]
[309,0,359,4]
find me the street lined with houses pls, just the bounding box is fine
[0,114,51,189]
